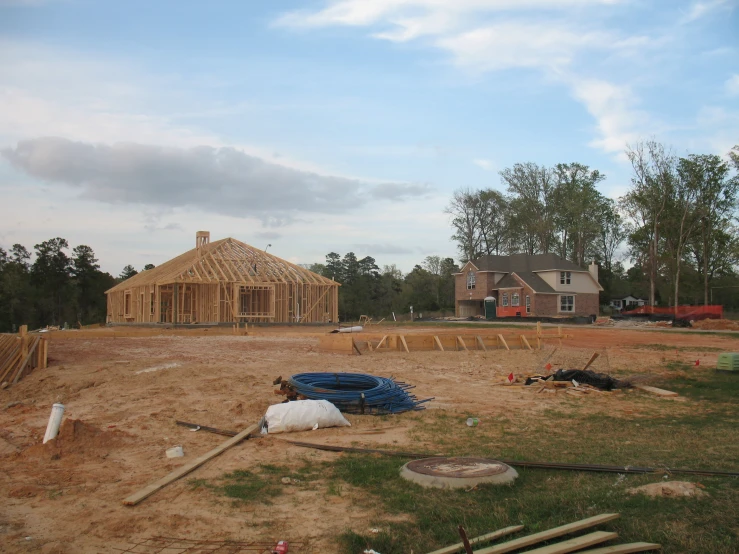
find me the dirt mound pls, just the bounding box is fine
[627,480,708,498]
[691,319,739,330]
[21,419,130,461]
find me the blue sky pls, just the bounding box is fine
[1,0,737,275]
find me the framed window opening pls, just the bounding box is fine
[560,295,575,312]
[560,271,571,285]
[466,271,476,290]
[123,290,132,318]
[512,292,520,306]
[502,292,509,307]
[525,295,531,313]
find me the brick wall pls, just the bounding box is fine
[533,294,558,316]
[573,293,599,317]
[534,293,599,317]
[455,271,495,315]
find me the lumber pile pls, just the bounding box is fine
[0,325,48,387]
[426,513,660,554]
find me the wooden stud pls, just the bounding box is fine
[522,531,618,554]
[433,336,444,351]
[352,339,363,356]
[400,335,410,353]
[456,336,468,351]
[634,385,678,397]
[582,352,599,370]
[123,423,259,506]
[424,525,524,554]
[497,334,510,351]
[536,321,542,349]
[476,336,486,351]
[376,335,388,349]
[474,514,620,554]
[575,542,662,554]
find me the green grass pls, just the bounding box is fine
[202,364,739,553]
[630,343,725,352]
[373,321,537,330]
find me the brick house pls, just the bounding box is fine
[454,253,602,318]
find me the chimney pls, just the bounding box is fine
[589,259,599,283]
[196,231,210,252]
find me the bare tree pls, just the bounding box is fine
[445,188,482,262]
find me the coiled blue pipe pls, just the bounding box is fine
[287,372,433,414]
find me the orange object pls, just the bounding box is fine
[545,363,552,371]
[695,360,700,366]
[273,541,289,554]
[507,372,514,383]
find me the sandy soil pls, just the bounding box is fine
[1,325,737,553]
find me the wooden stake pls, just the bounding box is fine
[582,352,599,370]
[476,336,487,351]
[424,525,524,554]
[456,336,468,351]
[521,335,532,350]
[497,334,510,351]
[352,339,363,356]
[376,335,388,349]
[123,423,259,506]
[433,336,444,352]
[399,335,410,353]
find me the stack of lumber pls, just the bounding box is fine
[0,325,48,387]
[426,513,660,554]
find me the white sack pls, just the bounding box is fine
[264,399,351,434]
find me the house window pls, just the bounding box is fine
[560,295,575,312]
[526,295,531,314]
[466,271,476,290]
[512,293,520,306]
[560,271,571,285]
[502,292,509,307]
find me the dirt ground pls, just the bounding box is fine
[1,325,737,553]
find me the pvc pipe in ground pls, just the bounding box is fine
[336,326,363,333]
[43,403,65,444]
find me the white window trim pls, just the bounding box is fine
[466,271,476,290]
[559,271,571,285]
[502,292,509,307]
[525,295,531,313]
[559,294,575,313]
[512,293,520,307]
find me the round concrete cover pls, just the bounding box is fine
[400,457,518,489]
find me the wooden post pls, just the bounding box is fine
[498,334,510,351]
[399,335,410,353]
[521,335,532,350]
[536,321,542,350]
[19,325,28,360]
[476,336,487,351]
[558,325,562,347]
[456,336,468,351]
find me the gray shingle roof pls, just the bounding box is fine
[493,271,556,293]
[474,253,584,273]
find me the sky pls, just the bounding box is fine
[0,0,737,275]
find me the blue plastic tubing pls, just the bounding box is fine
[287,372,433,415]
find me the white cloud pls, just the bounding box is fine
[473,159,495,170]
[680,0,734,24]
[275,1,652,157]
[1,138,432,224]
[725,74,739,96]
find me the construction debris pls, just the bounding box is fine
[627,481,707,498]
[525,369,622,391]
[262,399,351,434]
[0,325,49,387]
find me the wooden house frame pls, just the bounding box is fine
[106,232,339,324]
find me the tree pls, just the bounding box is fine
[31,238,72,325]
[680,154,737,305]
[477,189,511,256]
[143,263,156,271]
[621,141,674,306]
[446,188,483,262]
[500,162,558,255]
[119,265,138,280]
[597,201,626,298]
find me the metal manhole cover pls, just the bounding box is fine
[407,457,509,478]
[400,457,518,489]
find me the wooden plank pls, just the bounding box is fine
[376,335,388,349]
[318,334,354,355]
[11,336,40,384]
[634,385,678,397]
[352,339,363,356]
[474,514,620,554]
[457,336,468,351]
[433,336,444,352]
[582,352,599,370]
[576,542,662,554]
[521,335,532,350]
[399,335,410,353]
[123,423,259,506]
[497,334,510,351]
[425,525,523,554]
[521,531,618,554]
[476,336,487,351]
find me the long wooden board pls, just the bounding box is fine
[425,525,524,554]
[521,531,618,554]
[576,543,662,554]
[122,423,259,506]
[474,514,620,554]
[634,385,678,397]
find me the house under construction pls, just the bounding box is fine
[106,232,339,324]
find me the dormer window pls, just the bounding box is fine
[466,271,476,290]
[560,271,571,285]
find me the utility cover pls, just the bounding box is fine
[400,457,518,489]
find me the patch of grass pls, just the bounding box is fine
[630,343,725,352]
[219,470,281,503]
[374,321,537,330]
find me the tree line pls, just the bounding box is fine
[0,240,152,332]
[309,253,458,321]
[447,144,739,309]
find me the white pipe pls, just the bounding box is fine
[43,403,65,444]
[336,326,363,333]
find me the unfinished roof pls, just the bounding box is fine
[107,237,338,293]
[473,253,585,273]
